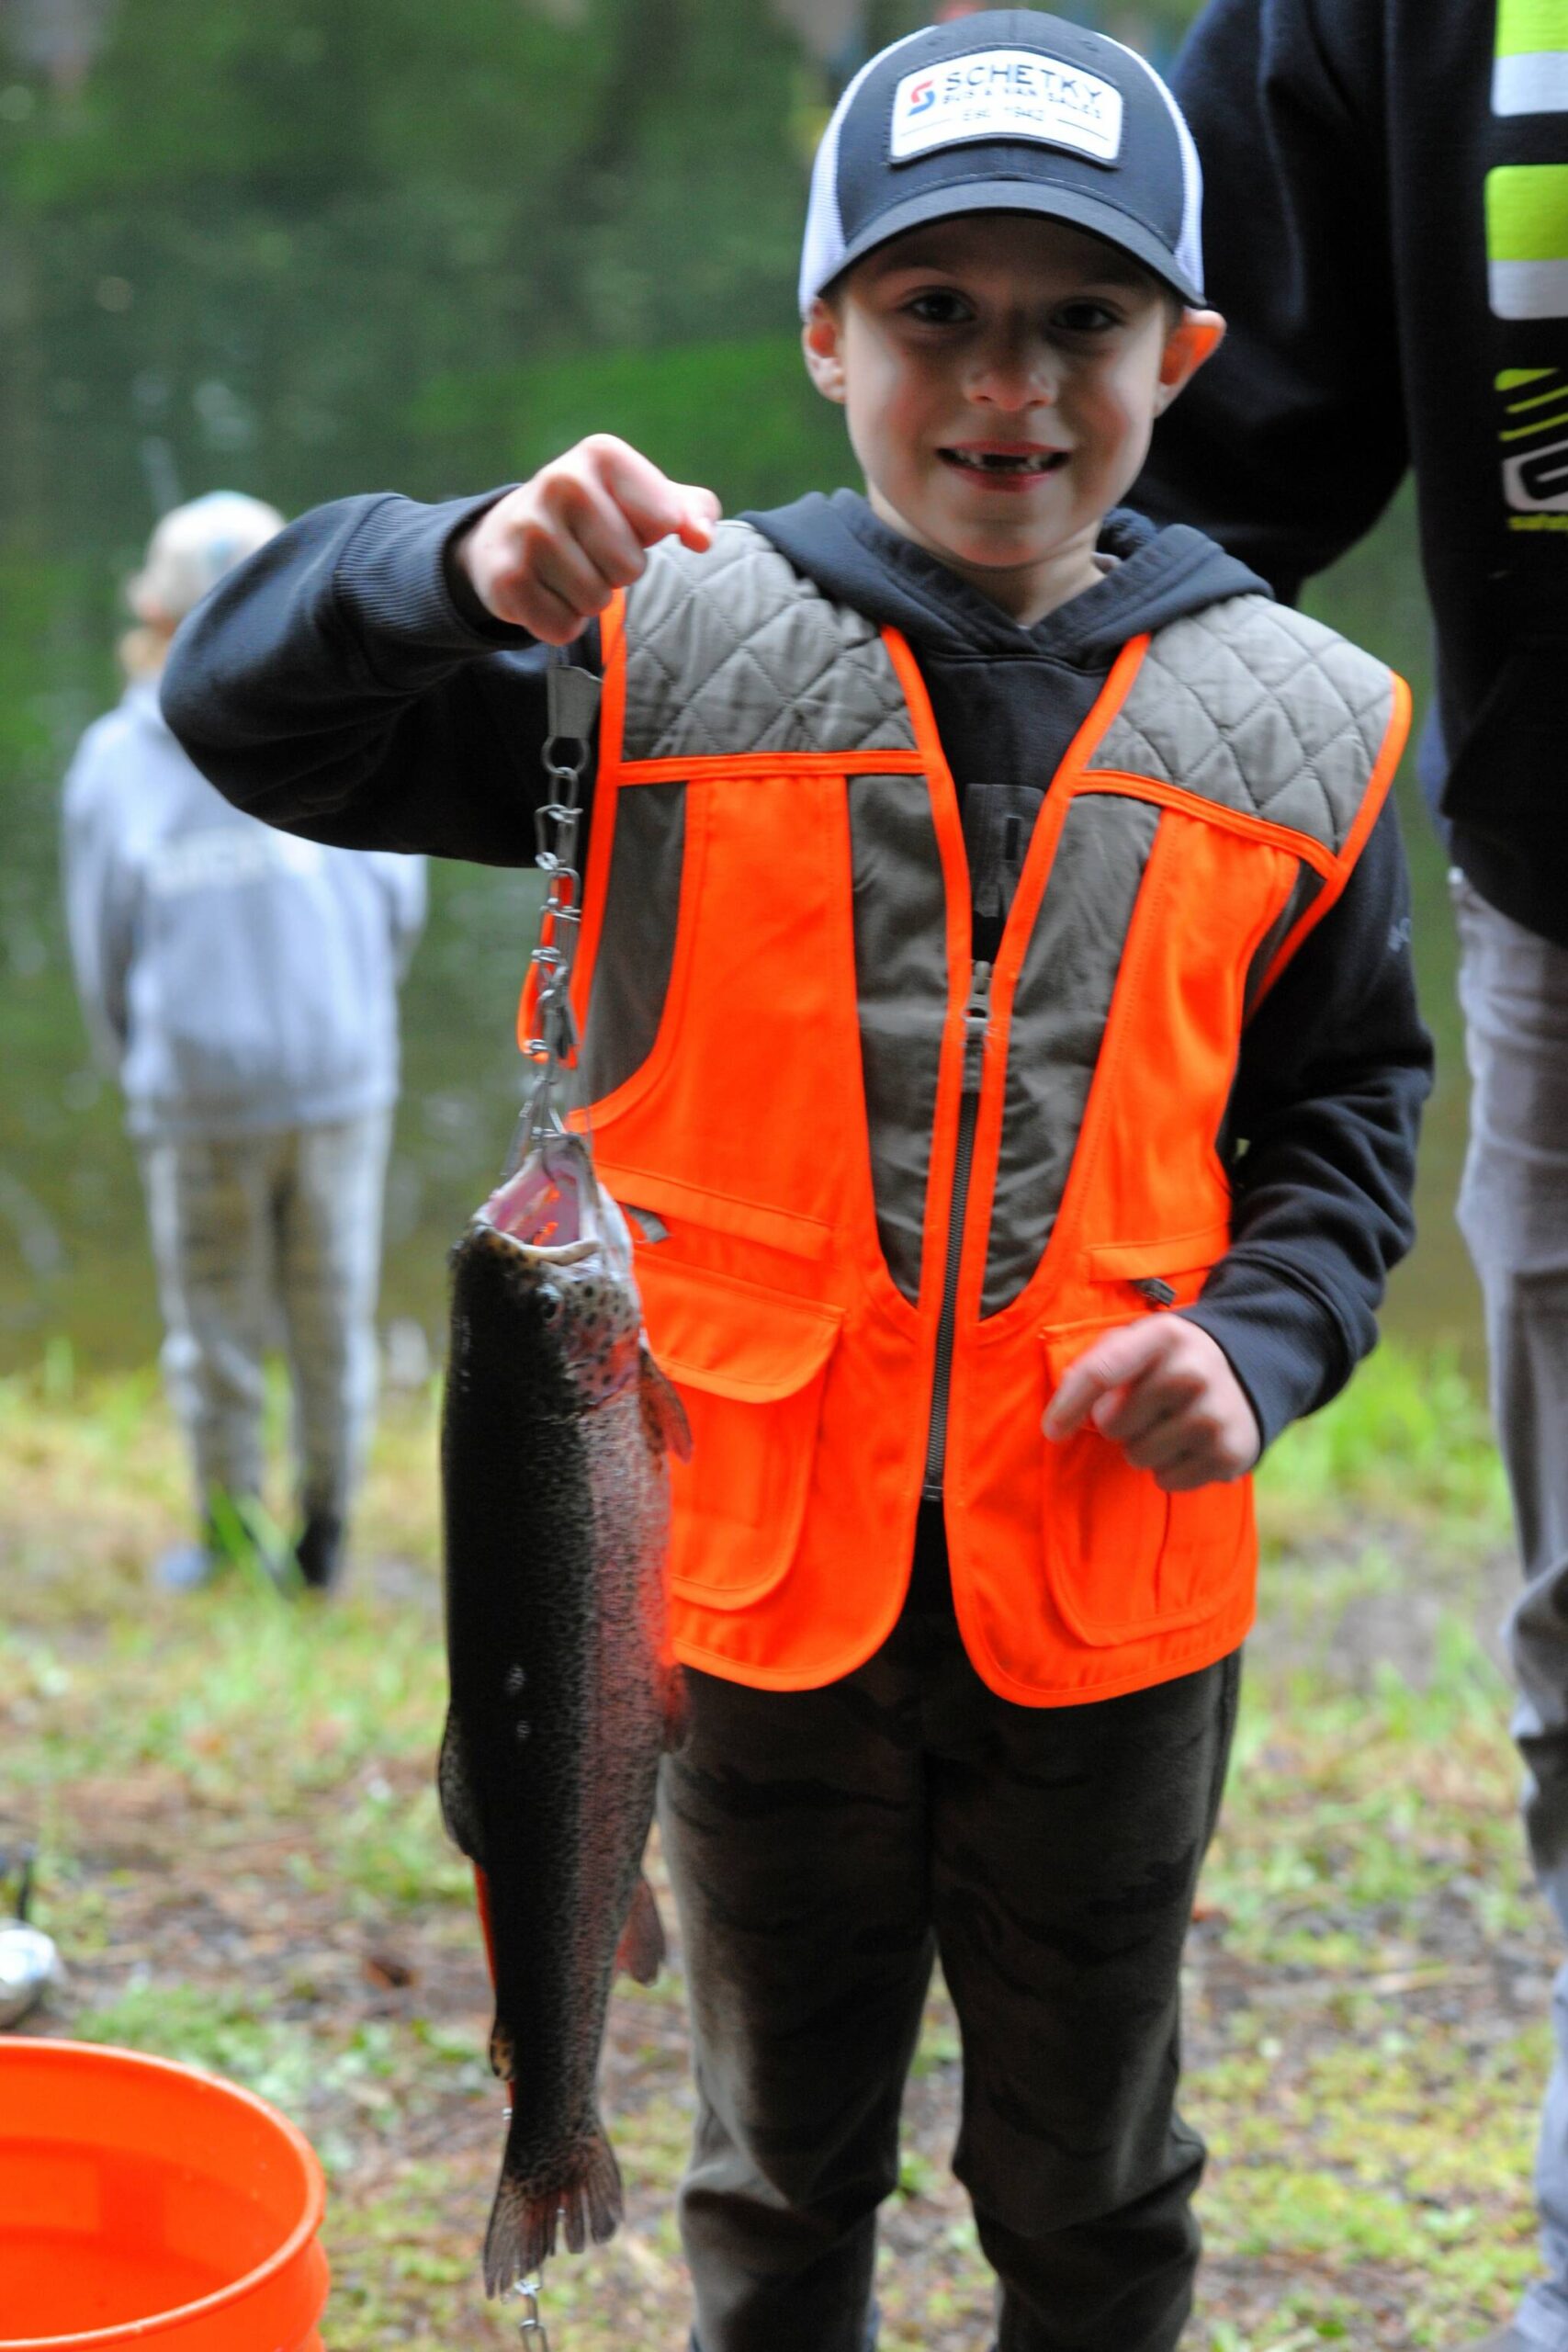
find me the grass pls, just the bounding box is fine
[0,1339,1545,2347]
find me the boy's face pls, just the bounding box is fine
[804,214,1223,624]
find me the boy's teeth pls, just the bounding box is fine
[950,449,1056,473]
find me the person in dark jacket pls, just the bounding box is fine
[63,492,426,1596]
[161,14,1431,2344]
[1136,6,1568,2347]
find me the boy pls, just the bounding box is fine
[64,492,426,1594]
[163,12,1430,2345]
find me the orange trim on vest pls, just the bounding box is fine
[880,627,981,1325]
[1073,772,1342,873]
[1254,668,1413,1004]
[618,748,931,783]
[956,633,1156,1320]
[531,591,1405,1705]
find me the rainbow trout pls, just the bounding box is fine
[437,1132,690,2294]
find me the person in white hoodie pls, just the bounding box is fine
[62,492,426,1593]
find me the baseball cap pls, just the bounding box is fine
[798,7,1204,316]
[128,491,286,625]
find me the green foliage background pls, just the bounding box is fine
[0,0,1463,1367]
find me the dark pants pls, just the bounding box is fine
[661,1505,1242,2352]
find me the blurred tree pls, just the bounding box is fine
[19,0,1415,1374]
[0,0,825,552]
[0,0,1213,560]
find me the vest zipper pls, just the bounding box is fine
[922,959,992,1499]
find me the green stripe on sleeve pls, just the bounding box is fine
[1487,164,1568,259]
[1497,0,1568,57]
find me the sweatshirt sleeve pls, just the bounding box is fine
[160,490,574,867]
[61,730,137,1074]
[1134,0,1407,600]
[371,850,428,980]
[1180,797,1433,1449]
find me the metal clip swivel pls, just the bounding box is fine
[507,2272,552,2347]
[503,649,603,1178]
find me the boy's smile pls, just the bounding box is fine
[804,214,1223,626]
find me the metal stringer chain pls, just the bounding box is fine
[506,2272,552,2347]
[513,650,603,1167]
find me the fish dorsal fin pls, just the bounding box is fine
[639,1346,693,1463]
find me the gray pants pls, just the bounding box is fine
[1455,876,1568,2349]
[660,1511,1241,2352]
[139,1110,391,1527]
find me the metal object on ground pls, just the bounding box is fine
[0,1848,65,2029]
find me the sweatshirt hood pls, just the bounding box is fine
[742,489,1268,664]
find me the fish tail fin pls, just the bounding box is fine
[482,2127,623,2295]
[615,1872,667,1984]
[482,2169,558,2294]
[562,2126,624,2254]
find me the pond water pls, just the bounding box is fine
[0,0,1481,1381]
[0,485,1480,1379]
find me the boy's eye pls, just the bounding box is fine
[1054,300,1122,335]
[903,289,973,326]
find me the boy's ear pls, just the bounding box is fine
[802,298,847,405]
[1152,308,1226,416]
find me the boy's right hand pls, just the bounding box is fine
[455,435,722,643]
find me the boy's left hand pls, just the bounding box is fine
[1043,1317,1260,1491]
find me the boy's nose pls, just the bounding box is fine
[966,334,1059,411]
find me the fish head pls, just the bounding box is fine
[474,1135,642,1408]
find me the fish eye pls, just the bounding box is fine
[536,1285,563,1325]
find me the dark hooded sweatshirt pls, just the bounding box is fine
[161,484,1431,1452]
[1134,0,1568,948]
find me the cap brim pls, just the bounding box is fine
[818,180,1204,310]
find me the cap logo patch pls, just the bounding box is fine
[889,50,1123,167]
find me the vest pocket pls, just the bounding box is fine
[637,1256,843,1611]
[1038,1322,1255,1647]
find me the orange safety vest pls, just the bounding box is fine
[526,527,1408,1706]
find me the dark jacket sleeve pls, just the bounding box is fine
[160,490,581,865]
[1135,0,1406,600]
[1183,796,1432,1447]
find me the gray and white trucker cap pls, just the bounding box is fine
[128,491,286,625]
[798,8,1205,315]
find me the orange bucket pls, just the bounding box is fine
[0,2038,330,2350]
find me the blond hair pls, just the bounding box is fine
[121,491,286,676]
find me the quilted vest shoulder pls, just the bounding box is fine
[1094,595,1398,854]
[621,521,916,761]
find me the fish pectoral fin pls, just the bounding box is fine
[615,1873,668,1986]
[639,1345,693,1464]
[663,1665,691,1754]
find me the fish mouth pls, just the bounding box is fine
[478,1133,635,1274]
[488,1233,600,1267]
